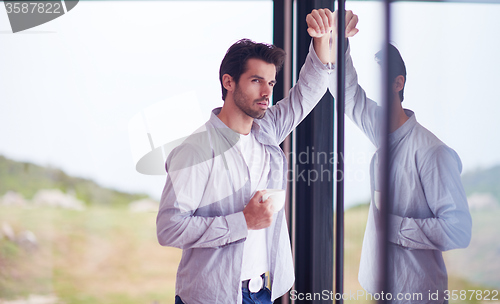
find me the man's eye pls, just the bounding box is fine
[252,79,260,83]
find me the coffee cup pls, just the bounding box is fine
[262,189,286,213]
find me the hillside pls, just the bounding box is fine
[2,204,497,304]
[1,156,499,303]
[0,155,148,207]
[0,205,180,303]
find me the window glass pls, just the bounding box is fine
[0,1,272,303]
[344,1,500,302]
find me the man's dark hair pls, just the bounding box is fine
[219,39,286,101]
[375,44,407,102]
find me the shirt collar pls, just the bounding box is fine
[209,107,268,144]
[389,109,417,146]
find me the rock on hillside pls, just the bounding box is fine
[32,189,85,211]
[0,191,28,207]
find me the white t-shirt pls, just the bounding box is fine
[239,131,271,281]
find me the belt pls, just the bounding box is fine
[242,273,267,293]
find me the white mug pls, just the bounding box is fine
[262,189,286,213]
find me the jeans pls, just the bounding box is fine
[175,287,273,304]
[242,287,273,304]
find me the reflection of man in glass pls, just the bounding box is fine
[156,9,359,304]
[329,44,472,303]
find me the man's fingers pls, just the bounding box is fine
[307,28,318,38]
[345,12,359,37]
[252,190,266,204]
[306,14,321,36]
[345,10,354,22]
[307,8,337,38]
[311,9,325,33]
[346,28,359,38]
[326,8,334,28]
[328,10,359,38]
[319,9,331,33]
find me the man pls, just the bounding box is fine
[328,42,472,302]
[156,9,359,304]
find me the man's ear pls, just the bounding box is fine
[222,74,235,93]
[393,75,405,93]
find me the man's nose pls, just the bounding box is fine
[262,84,272,97]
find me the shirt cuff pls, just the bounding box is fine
[226,211,248,243]
[388,214,404,245]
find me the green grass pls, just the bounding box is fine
[342,205,500,304]
[1,204,498,304]
[0,205,181,304]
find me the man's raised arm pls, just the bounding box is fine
[306,9,359,64]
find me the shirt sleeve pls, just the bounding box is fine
[328,42,382,147]
[261,39,330,144]
[156,143,248,250]
[388,145,472,251]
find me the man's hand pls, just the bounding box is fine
[243,190,274,230]
[307,9,359,64]
[343,10,360,38]
[307,9,359,38]
[306,8,334,38]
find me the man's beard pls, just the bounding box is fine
[233,84,268,119]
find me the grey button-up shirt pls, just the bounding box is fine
[157,41,330,304]
[329,45,472,303]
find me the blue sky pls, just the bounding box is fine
[1,1,499,208]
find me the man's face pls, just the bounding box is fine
[233,58,277,119]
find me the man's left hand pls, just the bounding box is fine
[306,9,359,39]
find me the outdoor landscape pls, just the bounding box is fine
[0,155,499,304]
